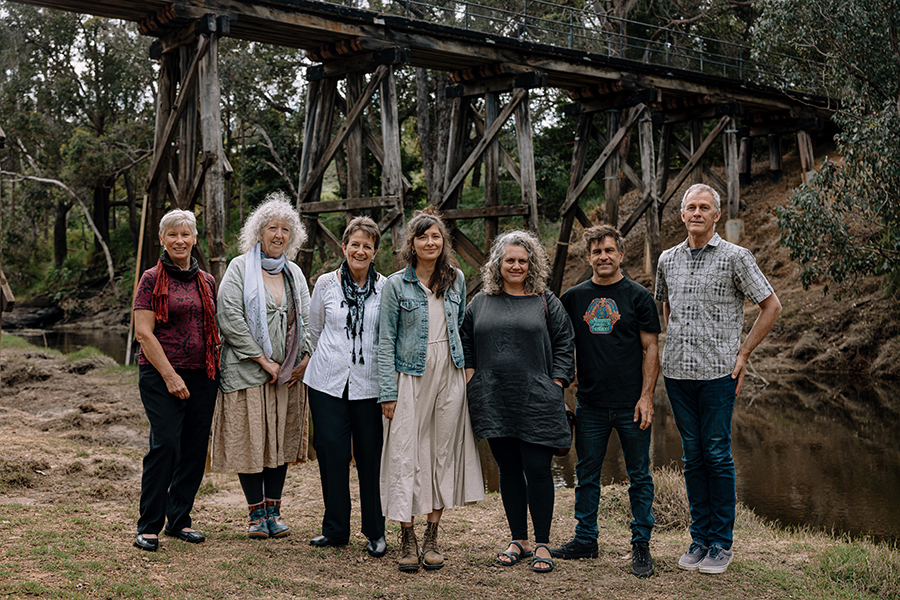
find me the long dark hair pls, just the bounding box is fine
[400,206,459,297]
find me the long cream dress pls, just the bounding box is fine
[380,283,483,523]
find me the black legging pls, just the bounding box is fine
[238,464,289,505]
[487,437,556,544]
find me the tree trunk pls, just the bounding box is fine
[124,170,139,251]
[53,200,71,269]
[91,181,111,256]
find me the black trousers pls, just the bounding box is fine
[308,385,384,540]
[137,365,218,535]
[488,437,556,544]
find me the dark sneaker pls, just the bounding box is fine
[549,538,598,559]
[677,542,709,571]
[698,544,733,574]
[631,541,654,578]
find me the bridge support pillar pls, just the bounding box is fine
[768,134,783,184]
[739,137,752,187]
[605,109,621,228]
[690,120,703,186]
[724,116,740,220]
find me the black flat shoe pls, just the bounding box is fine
[134,533,158,552]
[310,534,349,548]
[164,529,205,544]
[366,536,387,558]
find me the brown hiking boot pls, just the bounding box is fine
[397,525,420,572]
[421,521,444,570]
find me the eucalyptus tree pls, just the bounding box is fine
[756,0,900,297]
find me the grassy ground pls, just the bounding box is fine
[1,335,898,600]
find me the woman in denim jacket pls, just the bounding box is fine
[377,207,483,573]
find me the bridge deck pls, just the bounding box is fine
[14,0,831,116]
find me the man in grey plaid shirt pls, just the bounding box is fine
[655,183,782,575]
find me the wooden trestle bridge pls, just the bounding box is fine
[11,0,834,296]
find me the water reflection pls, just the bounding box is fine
[478,373,900,542]
[13,329,130,364]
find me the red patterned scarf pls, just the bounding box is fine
[151,252,220,380]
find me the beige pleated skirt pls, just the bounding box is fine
[210,382,309,473]
[380,339,484,523]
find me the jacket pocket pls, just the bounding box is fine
[399,298,419,327]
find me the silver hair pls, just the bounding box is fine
[481,230,550,296]
[158,209,197,238]
[238,191,307,259]
[681,183,722,213]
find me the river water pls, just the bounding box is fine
[13,328,900,542]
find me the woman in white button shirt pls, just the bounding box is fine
[303,216,387,558]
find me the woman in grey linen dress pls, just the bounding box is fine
[461,230,574,573]
[210,191,313,540]
[378,207,483,573]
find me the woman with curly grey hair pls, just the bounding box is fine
[461,230,575,573]
[210,191,313,539]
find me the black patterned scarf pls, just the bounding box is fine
[339,260,377,364]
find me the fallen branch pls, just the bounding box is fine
[0,170,119,298]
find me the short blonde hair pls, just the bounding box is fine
[481,230,550,296]
[238,191,307,259]
[158,209,197,238]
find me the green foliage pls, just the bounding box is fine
[758,0,900,297]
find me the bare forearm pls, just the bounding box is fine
[738,293,782,359]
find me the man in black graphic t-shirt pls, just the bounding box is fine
[552,225,660,579]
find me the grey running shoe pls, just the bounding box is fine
[698,544,733,574]
[549,538,599,559]
[631,541,654,578]
[677,542,709,571]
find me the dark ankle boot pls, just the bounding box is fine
[248,502,269,539]
[265,498,290,538]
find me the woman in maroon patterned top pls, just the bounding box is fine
[132,209,220,552]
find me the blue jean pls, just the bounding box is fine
[573,402,654,544]
[664,376,737,549]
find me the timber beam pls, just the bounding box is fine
[651,102,743,125]
[738,118,824,138]
[558,104,646,216]
[0,124,5,149]
[307,46,410,81]
[619,115,730,237]
[438,88,528,209]
[470,107,544,203]
[563,88,659,115]
[307,36,398,62]
[671,134,727,192]
[297,196,400,214]
[441,205,530,221]
[149,14,229,58]
[146,34,209,189]
[297,64,389,204]
[446,71,547,98]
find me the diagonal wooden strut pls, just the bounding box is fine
[437,88,527,209]
[146,35,209,190]
[297,64,389,204]
[558,104,645,217]
[619,115,730,237]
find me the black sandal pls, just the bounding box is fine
[532,543,554,573]
[496,541,533,566]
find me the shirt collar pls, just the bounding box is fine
[402,265,419,283]
[678,232,722,253]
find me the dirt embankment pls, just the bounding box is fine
[559,146,900,380]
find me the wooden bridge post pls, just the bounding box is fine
[550,113,592,296]
[177,45,199,209]
[605,109,621,227]
[514,90,538,231]
[768,134,783,183]
[198,30,226,283]
[346,72,365,216]
[143,51,178,276]
[724,116,740,220]
[639,114,660,279]
[380,66,405,268]
[483,92,500,252]
[690,120,703,186]
[797,130,816,182]
[739,137,752,187]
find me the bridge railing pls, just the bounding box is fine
[316,0,808,92]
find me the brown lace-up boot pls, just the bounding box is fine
[398,525,420,572]
[421,521,444,570]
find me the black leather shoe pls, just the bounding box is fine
[310,534,349,548]
[164,528,205,544]
[134,533,158,552]
[366,536,387,558]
